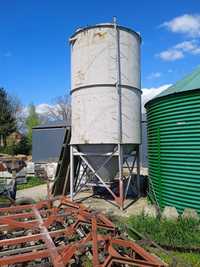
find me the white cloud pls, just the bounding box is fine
[157,40,200,61]
[147,72,162,79]
[162,14,200,37]
[22,103,52,118]
[158,14,200,61]
[36,103,52,114]
[142,84,172,112]
[174,40,200,54]
[175,41,195,51]
[158,49,184,61]
[191,47,200,54]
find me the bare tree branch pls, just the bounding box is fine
[46,94,71,124]
[10,95,25,131]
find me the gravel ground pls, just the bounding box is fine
[16,184,49,201]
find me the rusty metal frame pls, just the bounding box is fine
[0,197,164,266]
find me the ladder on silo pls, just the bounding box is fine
[52,127,80,196]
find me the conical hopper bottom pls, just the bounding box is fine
[78,144,136,183]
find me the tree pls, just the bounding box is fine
[11,95,24,131]
[0,88,17,147]
[25,103,40,146]
[46,94,71,124]
[14,135,31,155]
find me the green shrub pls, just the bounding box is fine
[14,136,31,155]
[0,135,31,156]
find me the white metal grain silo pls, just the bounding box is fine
[69,19,142,209]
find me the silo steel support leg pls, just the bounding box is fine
[118,144,124,210]
[136,146,140,198]
[70,145,74,201]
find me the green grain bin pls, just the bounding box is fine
[145,67,200,214]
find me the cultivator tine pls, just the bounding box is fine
[0,197,165,266]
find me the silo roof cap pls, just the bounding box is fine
[145,65,200,107]
[70,23,142,42]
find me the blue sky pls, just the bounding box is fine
[0,0,200,108]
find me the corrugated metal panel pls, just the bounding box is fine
[32,126,67,163]
[146,90,200,213]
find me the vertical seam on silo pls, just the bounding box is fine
[157,127,162,206]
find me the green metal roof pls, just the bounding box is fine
[145,66,200,108]
[157,66,200,98]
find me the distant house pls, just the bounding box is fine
[7,132,23,145]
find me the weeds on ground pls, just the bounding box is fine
[17,176,46,190]
[117,215,200,266]
[119,215,200,248]
[155,250,200,267]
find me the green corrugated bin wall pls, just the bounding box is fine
[145,67,200,214]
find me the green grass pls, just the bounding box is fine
[154,249,200,267]
[116,215,200,266]
[17,176,46,190]
[121,215,200,248]
[0,196,10,204]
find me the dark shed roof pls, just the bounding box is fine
[33,120,70,130]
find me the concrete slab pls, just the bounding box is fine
[16,185,148,217]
